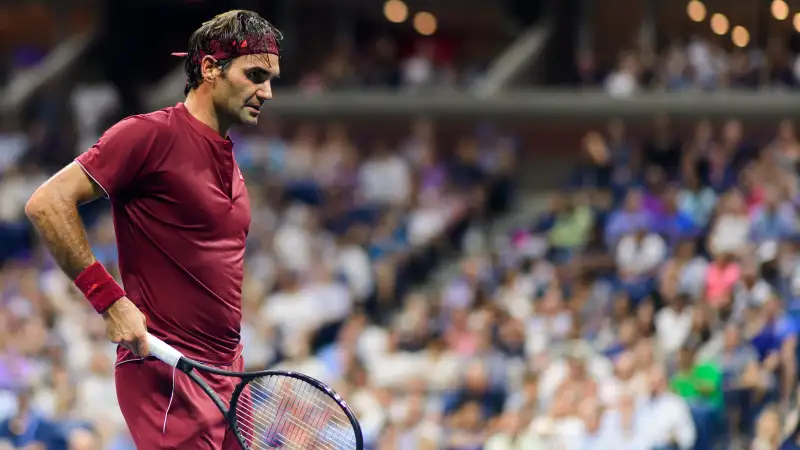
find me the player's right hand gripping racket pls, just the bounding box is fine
[146,333,364,450]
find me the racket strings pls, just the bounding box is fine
[236,386,351,434]
[234,375,358,450]
[234,389,348,448]
[236,378,353,450]
[245,380,352,449]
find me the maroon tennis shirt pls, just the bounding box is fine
[75,102,250,364]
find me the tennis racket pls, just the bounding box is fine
[146,333,364,450]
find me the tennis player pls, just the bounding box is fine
[25,10,281,449]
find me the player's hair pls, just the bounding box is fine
[184,10,283,95]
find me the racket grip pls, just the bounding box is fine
[146,333,184,368]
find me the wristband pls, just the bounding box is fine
[74,261,126,314]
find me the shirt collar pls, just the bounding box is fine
[175,102,234,149]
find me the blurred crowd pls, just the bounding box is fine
[577,35,800,96]
[361,115,800,450]
[296,36,493,93]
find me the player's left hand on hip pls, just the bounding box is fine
[102,297,150,357]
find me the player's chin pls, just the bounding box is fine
[239,112,260,127]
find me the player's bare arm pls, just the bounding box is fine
[25,162,102,278]
[25,162,150,356]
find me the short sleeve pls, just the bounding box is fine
[75,116,165,199]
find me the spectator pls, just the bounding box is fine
[605,188,653,247]
[640,365,697,450]
[708,190,751,259]
[571,399,605,449]
[656,293,695,357]
[604,51,640,97]
[444,361,507,420]
[358,142,412,207]
[643,115,683,180]
[659,238,708,301]
[678,169,717,229]
[401,41,438,89]
[615,223,666,303]
[753,406,783,450]
[547,194,594,265]
[606,119,637,189]
[570,131,613,190]
[744,296,797,408]
[653,186,697,245]
[733,260,775,321]
[657,41,692,91]
[670,345,723,447]
[713,325,771,442]
[750,187,796,243]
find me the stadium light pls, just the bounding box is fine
[731,26,750,47]
[384,0,408,23]
[710,13,729,35]
[687,1,707,22]
[413,12,437,35]
[794,12,800,32]
[772,0,790,20]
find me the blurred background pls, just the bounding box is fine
[6,0,800,449]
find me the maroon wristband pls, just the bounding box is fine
[74,261,126,314]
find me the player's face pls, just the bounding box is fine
[216,53,280,127]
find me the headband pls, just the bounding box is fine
[171,33,280,62]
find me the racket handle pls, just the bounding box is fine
[146,333,185,368]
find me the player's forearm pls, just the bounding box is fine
[25,190,96,280]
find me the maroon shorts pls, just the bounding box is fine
[115,348,245,449]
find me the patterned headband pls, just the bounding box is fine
[171,33,280,62]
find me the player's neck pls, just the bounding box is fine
[184,91,230,138]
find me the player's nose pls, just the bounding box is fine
[256,81,272,102]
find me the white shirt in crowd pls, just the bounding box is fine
[615,233,667,276]
[306,280,353,324]
[573,392,695,450]
[538,356,614,408]
[599,374,649,407]
[259,288,323,347]
[0,131,28,173]
[592,409,651,450]
[604,71,638,97]
[0,171,47,222]
[497,275,538,321]
[336,244,374,302]
[359,155,411,206]
[687,38,725,87]
[76,374,125,428]
[677,257,710,299]
[239,321,276,369]
[655,305,694,356]
[732,279,773,320]
[407,208,448,247]
[402,54,434,87]
[272,222,313,271]
[710,214,750,256]
[637,393,697,449]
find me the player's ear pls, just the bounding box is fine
[200,56,221,83]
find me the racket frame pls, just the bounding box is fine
[154,339,364,450]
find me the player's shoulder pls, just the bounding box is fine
[109,107,176,138]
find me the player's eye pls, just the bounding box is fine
[246,70,270,84]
